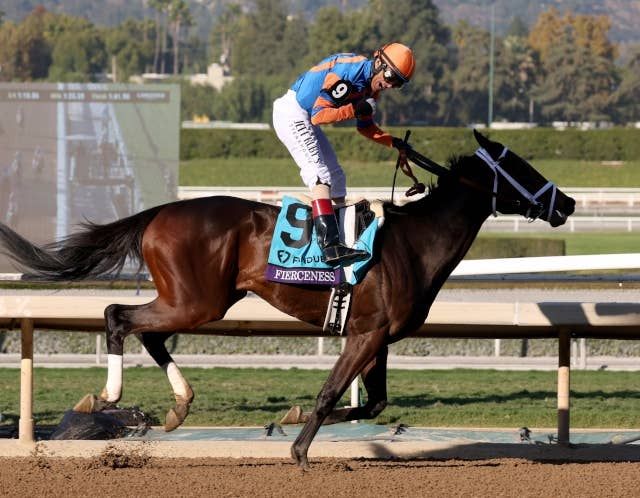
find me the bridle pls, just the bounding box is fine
[474,146,557,222]
[395,133,558,223]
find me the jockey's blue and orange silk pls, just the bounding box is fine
[290,53,393,147]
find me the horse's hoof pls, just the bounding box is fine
[291,445,310,470]
[164,408,181,432]
[164,405,188,432]
[280,405,302,424]
[164,394,192,432]
[73,393,98,413]
[280,406,309,424]
[73,394,117,413]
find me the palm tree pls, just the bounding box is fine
[149,0,170,73]
[169,0,193,75]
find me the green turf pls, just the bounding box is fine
[534,160,640,188]
[481,232,640,255]
[0,368,638,428]
[180,158,435,187]
[179,158,640,188]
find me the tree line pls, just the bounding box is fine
[1,1,639,126]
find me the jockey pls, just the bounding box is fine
[273,42,416,267]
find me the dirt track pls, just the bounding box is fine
[1,455,639,497]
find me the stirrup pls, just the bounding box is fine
[322,244,368,267]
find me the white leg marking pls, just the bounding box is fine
[162,361,190,398]
[105,354,123,402]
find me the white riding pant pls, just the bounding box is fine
[272,90,346,198]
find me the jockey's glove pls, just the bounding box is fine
[392,136,412,151]
[354,98,376,118]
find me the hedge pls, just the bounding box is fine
[466,237,565,259]
[180,127,640,162]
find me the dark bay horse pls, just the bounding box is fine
[0,130,575,468]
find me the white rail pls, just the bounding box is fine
[569,187,640,208]
[452,253,640,275]
[482,215,640,233]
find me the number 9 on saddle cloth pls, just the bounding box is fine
[265,196,380,287]
[266,197,381,336]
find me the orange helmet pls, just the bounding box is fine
[376,42,416,85]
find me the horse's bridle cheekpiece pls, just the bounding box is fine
[474,146,557,222]
[396,131,558,223]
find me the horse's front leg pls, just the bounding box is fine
[284,346,388,425]
[324,345,389,423]
[291,331,386,469]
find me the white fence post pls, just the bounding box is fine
[579,338,587,369]
[96,334,101,365]
[557,329,571,444]
[19,319,34,443]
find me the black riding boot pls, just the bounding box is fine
[313,213,368,267]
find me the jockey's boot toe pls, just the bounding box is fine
[322,244,369,267]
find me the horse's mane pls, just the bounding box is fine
[382,155,467,215]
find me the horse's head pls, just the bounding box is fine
[470,129,575,227]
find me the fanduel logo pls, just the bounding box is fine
[292,255,323,264]
[277,250,291,264]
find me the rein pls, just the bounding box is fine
[393,133,557,222]
[391,130,427,202]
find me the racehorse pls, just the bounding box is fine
[0,130,575,469]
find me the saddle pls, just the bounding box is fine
[266,196,380,335]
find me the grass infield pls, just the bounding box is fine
[179,158,640,188]
[0,368,638,428]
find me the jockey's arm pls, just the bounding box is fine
[311,98,393,147]
[355,118,393,148]
[310,72,361,125]
[310,97,355,124]
[308,71,393,148]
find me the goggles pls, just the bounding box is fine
[381,64,405,88]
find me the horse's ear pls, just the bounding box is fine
[473,129,490,149]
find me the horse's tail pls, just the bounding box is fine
[0,205,165,281]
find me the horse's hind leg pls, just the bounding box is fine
[75,302,149,414]
[96,296,234,415]
[138,331,194,431]
[99,302,145,404]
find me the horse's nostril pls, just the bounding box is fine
[550,210,568,227]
